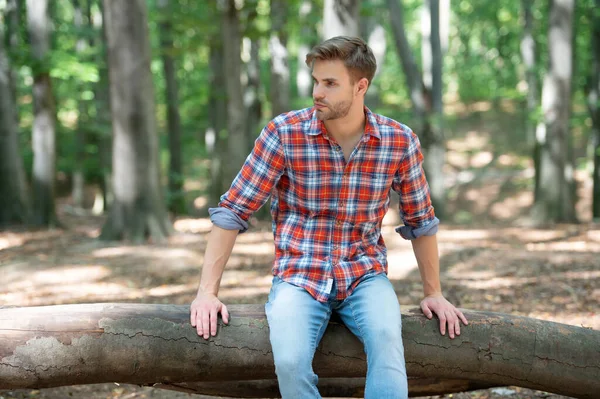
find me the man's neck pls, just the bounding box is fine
[324,104,366,142]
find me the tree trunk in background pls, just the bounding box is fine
[589,0,600,220]
[72,0,87,210]
[93,1,113,213]
[0,24,30,226]
[533,0,576,223]
[2,304,600,398]
[206,38,227,209]
[158,0,185,215]
[245,36,262,151]
[296,1,315,99]
[360,16,386,109]
[26,0,58,227]
[5,0,21,110]
[388,0,446,219]
[100,0,171,242]
[220,0,247,185]
[424,0,445,219]
[520,0,543,201]
[269,0,290,117]
[323,0,360,39]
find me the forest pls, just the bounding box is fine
[1,0,599,398]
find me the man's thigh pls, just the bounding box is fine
[265,277,332,356]
[336,274,403,345]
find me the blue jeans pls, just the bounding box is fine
[265,273,408,399]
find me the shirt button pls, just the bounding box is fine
[339,201,345,207]
[332,244,338,250]
[335,220,342,226]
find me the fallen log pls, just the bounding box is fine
[0,303,598,398]
[153,377,497,397]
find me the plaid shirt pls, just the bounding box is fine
[211,107,438,302]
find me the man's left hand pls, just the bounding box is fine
[420,294,468,339]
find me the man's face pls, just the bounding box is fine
[312,59,356,121]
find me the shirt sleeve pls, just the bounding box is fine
[210,120,286,232]
[391,127,439,240]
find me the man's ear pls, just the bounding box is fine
[356,77,369,96]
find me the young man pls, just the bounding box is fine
[190,36,468,398]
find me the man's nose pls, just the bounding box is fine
[313,84,325,100]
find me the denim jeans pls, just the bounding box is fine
[265,273,408,399]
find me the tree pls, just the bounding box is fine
[269,0,290,117]
[220,0,247,185]
[157,0,186,215]
[388,0,446,218]
[587,0,600,220]
[533,0,577,223]
[0,12,30,226]
[26,0,58,226]
[100,0,171,241]
[1,303,599,398]
[323,0,360,39]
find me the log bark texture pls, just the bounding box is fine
[0,304,598,398]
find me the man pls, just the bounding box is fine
[190,36,468,398]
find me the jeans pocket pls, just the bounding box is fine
[266,276,284,305]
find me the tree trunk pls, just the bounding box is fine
[5,0,21,109]
[157,0,185,215]
[323,0,360,39]
[220,0,247,185]
[588,0,600,219]
[388,0,446,218]
[72,0,87,210]
[360,15,386,109]
[92,0,113,213]
[100,0,171,242]
[296,1,316,99]
[1,304,599,398]
[154,377,497,398]
[0,22,30,226]
[269,0,290,117]
[26,0,58,227]
[533,0,576,223]
[206,37,227,209]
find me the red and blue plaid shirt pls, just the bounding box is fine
[210,106,438,302]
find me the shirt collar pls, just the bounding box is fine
[306,106,381,140]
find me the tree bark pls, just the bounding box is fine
[588,0,600,219]
[269,0,290,117]
[360,15,386,109]
[26,0,58,227]
[100,0,171,242]
[0,20,30,226]
[206,37,227,209]
[323,0,360,39]
[154,377,497,398]
[1,303,599,398]
[72,0,87,210]
[533,0,576,223]
[157,0,185,215]
[220,0,247,185]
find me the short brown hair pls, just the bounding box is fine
[305,36,377,86]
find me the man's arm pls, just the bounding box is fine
[411,234,468,339]
[190,225,239,339]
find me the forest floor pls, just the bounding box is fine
[1,105,599,399]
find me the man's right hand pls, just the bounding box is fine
[190,292,230,339]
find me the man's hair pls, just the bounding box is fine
[305,36,377,86]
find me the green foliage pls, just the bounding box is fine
[3,0,597,215]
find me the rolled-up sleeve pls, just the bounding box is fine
[392,128,438,240]
[210,121,286,232]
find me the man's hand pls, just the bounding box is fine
[420,294,468,339]
[190,292,230,339]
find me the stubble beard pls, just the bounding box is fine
[315,98,353,121]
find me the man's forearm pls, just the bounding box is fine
[411,234,442,296]
[197,225,239,296]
